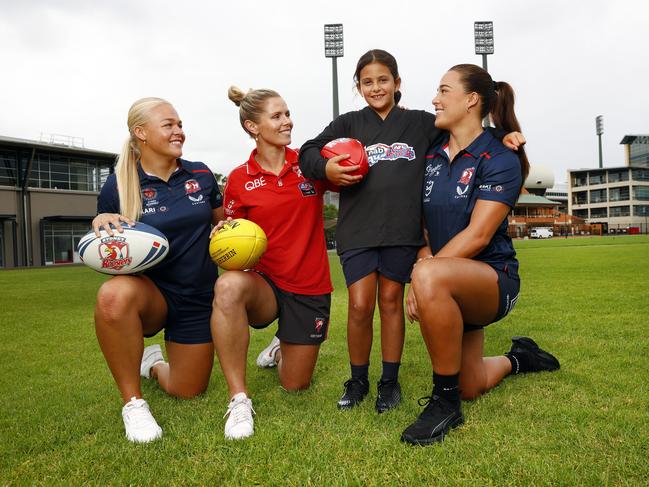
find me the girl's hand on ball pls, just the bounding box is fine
[92,213,134,237]
[325,154,363,186]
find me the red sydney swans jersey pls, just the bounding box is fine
[223,147,333,295]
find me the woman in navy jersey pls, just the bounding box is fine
[299,50,525,413]
[211,87,333,440]
[401,65,560,445]
[93,97,223,443]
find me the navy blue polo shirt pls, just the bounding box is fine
[97,159,222,295]
[422,130,522,276]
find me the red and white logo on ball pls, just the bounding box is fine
[98,236,132,270]
[185,179,201,194]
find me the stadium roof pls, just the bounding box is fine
[620,135,649,145]
[516,194,559,206]
[0,134,116,159]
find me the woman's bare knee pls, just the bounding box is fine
[280,377,312,392]
[95,278,138,323]
[214,272,249,310]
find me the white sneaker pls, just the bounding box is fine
[122,396,163,443]
[256,336,280,368]
[140,344,166,379]
[224,392,255,440]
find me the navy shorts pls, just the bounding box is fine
[339,246,419,287]
[464,266,520,332]
[252,271,331,345]
[150,287,213,344]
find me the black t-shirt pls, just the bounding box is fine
[299,106,443,253]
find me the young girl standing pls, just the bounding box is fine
[299,50,523,413]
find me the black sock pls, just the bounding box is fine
[351,363,369,381]
[506,351,531,375]
[380,361,400,382]
[432,372,461,407]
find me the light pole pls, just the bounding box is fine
[474,21,494,71]
[596,115,604,169]
[324,23,343,120]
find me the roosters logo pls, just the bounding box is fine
[185,179,201,194]
[98,237,132,270]
[458,167,475,185]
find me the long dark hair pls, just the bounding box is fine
[353,49,402,105]
[450,63,529,183]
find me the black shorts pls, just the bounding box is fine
[464,266,520,332]
[151,287,213,344]
[252,271,331,345]
[339,246,419,287]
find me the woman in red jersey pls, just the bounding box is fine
[211,86,334,440]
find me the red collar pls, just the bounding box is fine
[246,147,299,177]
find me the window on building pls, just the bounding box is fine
[573,209,588,219]
[590,207,608,219]
[589,171,606,185]
[630,140,649,168]
[609,206,630,217]
[573,191,588,205]
[0,149,18,187]
[42,221,92,265]
[634,205,649,217]
[589,189,607,203]
[608,170,629,183]
[572,174,588,187]
[28,151,111,192]
[609,186,630,202]
[633,186,649,201]
[632,168,649,182]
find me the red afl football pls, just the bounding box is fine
[320,138,369,177]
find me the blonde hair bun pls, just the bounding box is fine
[228,86,247,107]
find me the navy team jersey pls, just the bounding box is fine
[422,130,522,276]
[97,159,222,295]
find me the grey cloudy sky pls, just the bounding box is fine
[1,0,647,184]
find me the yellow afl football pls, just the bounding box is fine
[209,218,267,270]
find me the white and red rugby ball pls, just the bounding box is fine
[77,222,169,275]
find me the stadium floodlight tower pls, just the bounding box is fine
[596,115,604,168]
[474,21,494,72]
[324,23,344,120]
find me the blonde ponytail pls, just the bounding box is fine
[114,96,171,221]
[115,136,142,221]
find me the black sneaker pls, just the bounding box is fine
[509,336,560,373]
[337,378,369,410]
[375,379,401,413]
[400,395,464,445]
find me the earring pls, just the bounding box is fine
[143,140,147,145]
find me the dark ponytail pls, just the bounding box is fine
[354,49,401,105]
[450,64,529,184]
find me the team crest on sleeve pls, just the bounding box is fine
[365,142,416,166]
[185,179,201,194]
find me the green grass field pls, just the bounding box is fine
[1,235,648,486]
